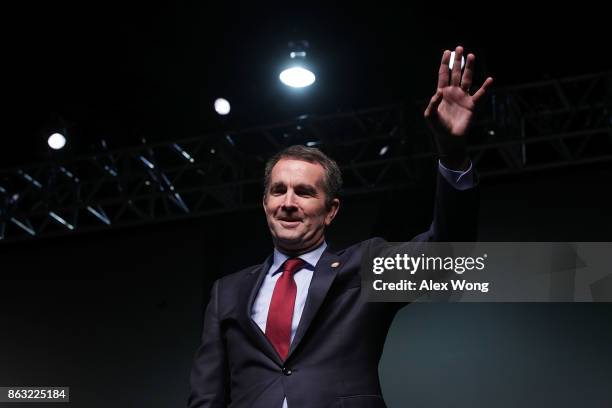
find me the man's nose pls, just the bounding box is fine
[281,190,298,209]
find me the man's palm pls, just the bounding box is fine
[436,86,475,137]
[424,46,493,146]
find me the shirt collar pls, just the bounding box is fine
[270,241,328,276]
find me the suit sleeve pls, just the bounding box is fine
[413,169,479,242]
[188,279,230,408]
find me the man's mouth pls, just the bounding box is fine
[278,218,301,228]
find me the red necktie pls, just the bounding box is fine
[265,258,305,360]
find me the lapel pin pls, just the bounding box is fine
[331,262,340,268]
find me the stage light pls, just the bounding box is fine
[214,98,231,115]
[279,40,316,88]
[280,67,316,88]
[48,132,66,150]
[449,51,465,70]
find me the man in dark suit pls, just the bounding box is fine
[189,46,493,408]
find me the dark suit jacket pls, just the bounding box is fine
[189,173,479,408]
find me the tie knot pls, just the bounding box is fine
[283,258,305,276]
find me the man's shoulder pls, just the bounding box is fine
[215,261,265,286]
[214,237,388,284]
[330,236,387,257]
[207,264,258,298]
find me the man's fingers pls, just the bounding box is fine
[437,50,451,89]
[424,89,443,118]
[434,46,492,105]
[461,53,475,93]
[472,77,494,103]
[450,46,463,87]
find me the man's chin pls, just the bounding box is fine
[273,234,326,255]
[274,235,302,247]
[273,234,307,250]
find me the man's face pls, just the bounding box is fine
[263,158,339,254]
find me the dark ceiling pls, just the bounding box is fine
[3,1,609,168]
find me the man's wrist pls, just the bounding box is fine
[434,132,469,170]
[439,155,470,171]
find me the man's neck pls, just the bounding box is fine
[275,239,326,257]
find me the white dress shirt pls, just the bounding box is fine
[250,162,474,407]
[251,241,327,344]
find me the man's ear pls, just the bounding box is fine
[325,198,340,226]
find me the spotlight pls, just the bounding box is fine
[214,98,231,115]
[48,132,66,150]
[279,40,316,88]
[280,67,316,88]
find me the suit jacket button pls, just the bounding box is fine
[282,367,292,376]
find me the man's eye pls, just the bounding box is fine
[296,190,314,197]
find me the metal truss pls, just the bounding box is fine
[1,72,610,242]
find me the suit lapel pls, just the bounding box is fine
[236,255,284,366]
[287,249,341,359]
